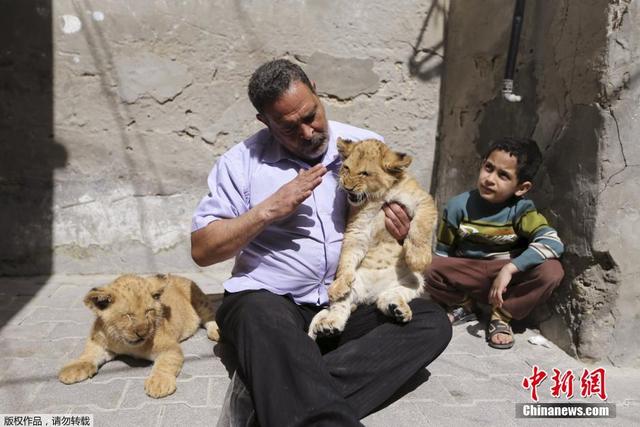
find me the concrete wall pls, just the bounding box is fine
[435,0,640,367]
[0,0,447,276]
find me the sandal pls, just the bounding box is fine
[487,318,514,349]
[448,306,477,326]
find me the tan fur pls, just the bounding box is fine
[58,274,221,398]
[308,138,437,339]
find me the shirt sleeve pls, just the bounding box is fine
[511,208,565,271]
[191,153,249,232]
[435,199,461,257]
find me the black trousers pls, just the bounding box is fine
[216,290,452,427]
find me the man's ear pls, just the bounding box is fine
[84,287,114,312]
[337,138,358,159]
[383,149,412,175]
[515,181,532,197]
[256,113,268,127]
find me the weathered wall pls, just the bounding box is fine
[1,0,447,276]
[435,0,640,367]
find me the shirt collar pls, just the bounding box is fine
[262,121,341,169]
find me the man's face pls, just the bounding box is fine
[258,81,329,162]
[477,149,531,204]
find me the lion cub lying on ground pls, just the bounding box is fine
[308,138,437,339]
[58,274,220,398]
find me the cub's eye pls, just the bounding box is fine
[342,165,350,172]
[359,171,369,177]
[152,292,161,300]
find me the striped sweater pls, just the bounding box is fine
[435,190,564,271]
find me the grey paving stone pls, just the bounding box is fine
[0,277,49,296]
[414,401,512,426]
[160,403,221,427]
[85,357,153,384]
[179,354,228,379]
[428,352,494,379]
[0,323,57,340]
[1,337,82,360]
[207,376,232,407]
[436,375,523,404]
[21,307,93,325]
[0,358,56,412]
[120,377,209,409]
[72,404,163,427]
[363,400,428,427]
[28,377,127,411]
[31,284,86,308]
[400,376,457,404]
[48,322,93,340]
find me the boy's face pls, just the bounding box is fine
[477,149,532,204]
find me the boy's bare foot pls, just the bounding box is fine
[487,319,514,349]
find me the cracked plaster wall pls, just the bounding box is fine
[1,1,446,275]
[435,0,639,367]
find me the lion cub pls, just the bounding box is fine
[308,138,437,339]
[58,274,220,398]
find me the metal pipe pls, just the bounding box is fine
[502,0,526,102]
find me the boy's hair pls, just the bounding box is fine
[248,59,314,114]
[483,137,543,183]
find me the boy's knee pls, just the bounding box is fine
[536,259,565,286]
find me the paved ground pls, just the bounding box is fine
[1,273,639,426]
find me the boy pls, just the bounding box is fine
[425,137,564,349]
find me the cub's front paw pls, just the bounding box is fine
[58,361,97,384]
[328,273,355,302]
[387,302,413,323]
[404,240,431,272]
[205,320,220,342]
[145,373,177,398]
[308,309,347,340]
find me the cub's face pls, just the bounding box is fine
[84,275,165,346]
[337,138,412,206]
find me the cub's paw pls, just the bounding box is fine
[308,309,347,340]
[328,273,355,302]
[404,240,431,272]
[58,361,97,384]
[145,373,177,398]
[205,320,220,342]
[378,298,413,323]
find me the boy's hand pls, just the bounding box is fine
[489,263,519,307]
[383,203,410,242]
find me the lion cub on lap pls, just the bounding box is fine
[58,274,220,398]
[308,138,436,340]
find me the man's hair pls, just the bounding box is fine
[483,137,543,183]
[248,59,314,113]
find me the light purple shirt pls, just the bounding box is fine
[192,121,383,305]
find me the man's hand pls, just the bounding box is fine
[489,262,519,307]
[259,164,327,222]
[383,203,410,242]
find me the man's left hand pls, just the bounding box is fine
[383,203,410,242]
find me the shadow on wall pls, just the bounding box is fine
[0,1,66,323]
[408,0,447,81]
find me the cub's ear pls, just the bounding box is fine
[337,138,358,159]
[383,149,412,175]
[84,287,114,312]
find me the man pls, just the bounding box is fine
[191,59,451,426]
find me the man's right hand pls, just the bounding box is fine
[259,163,327,222]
